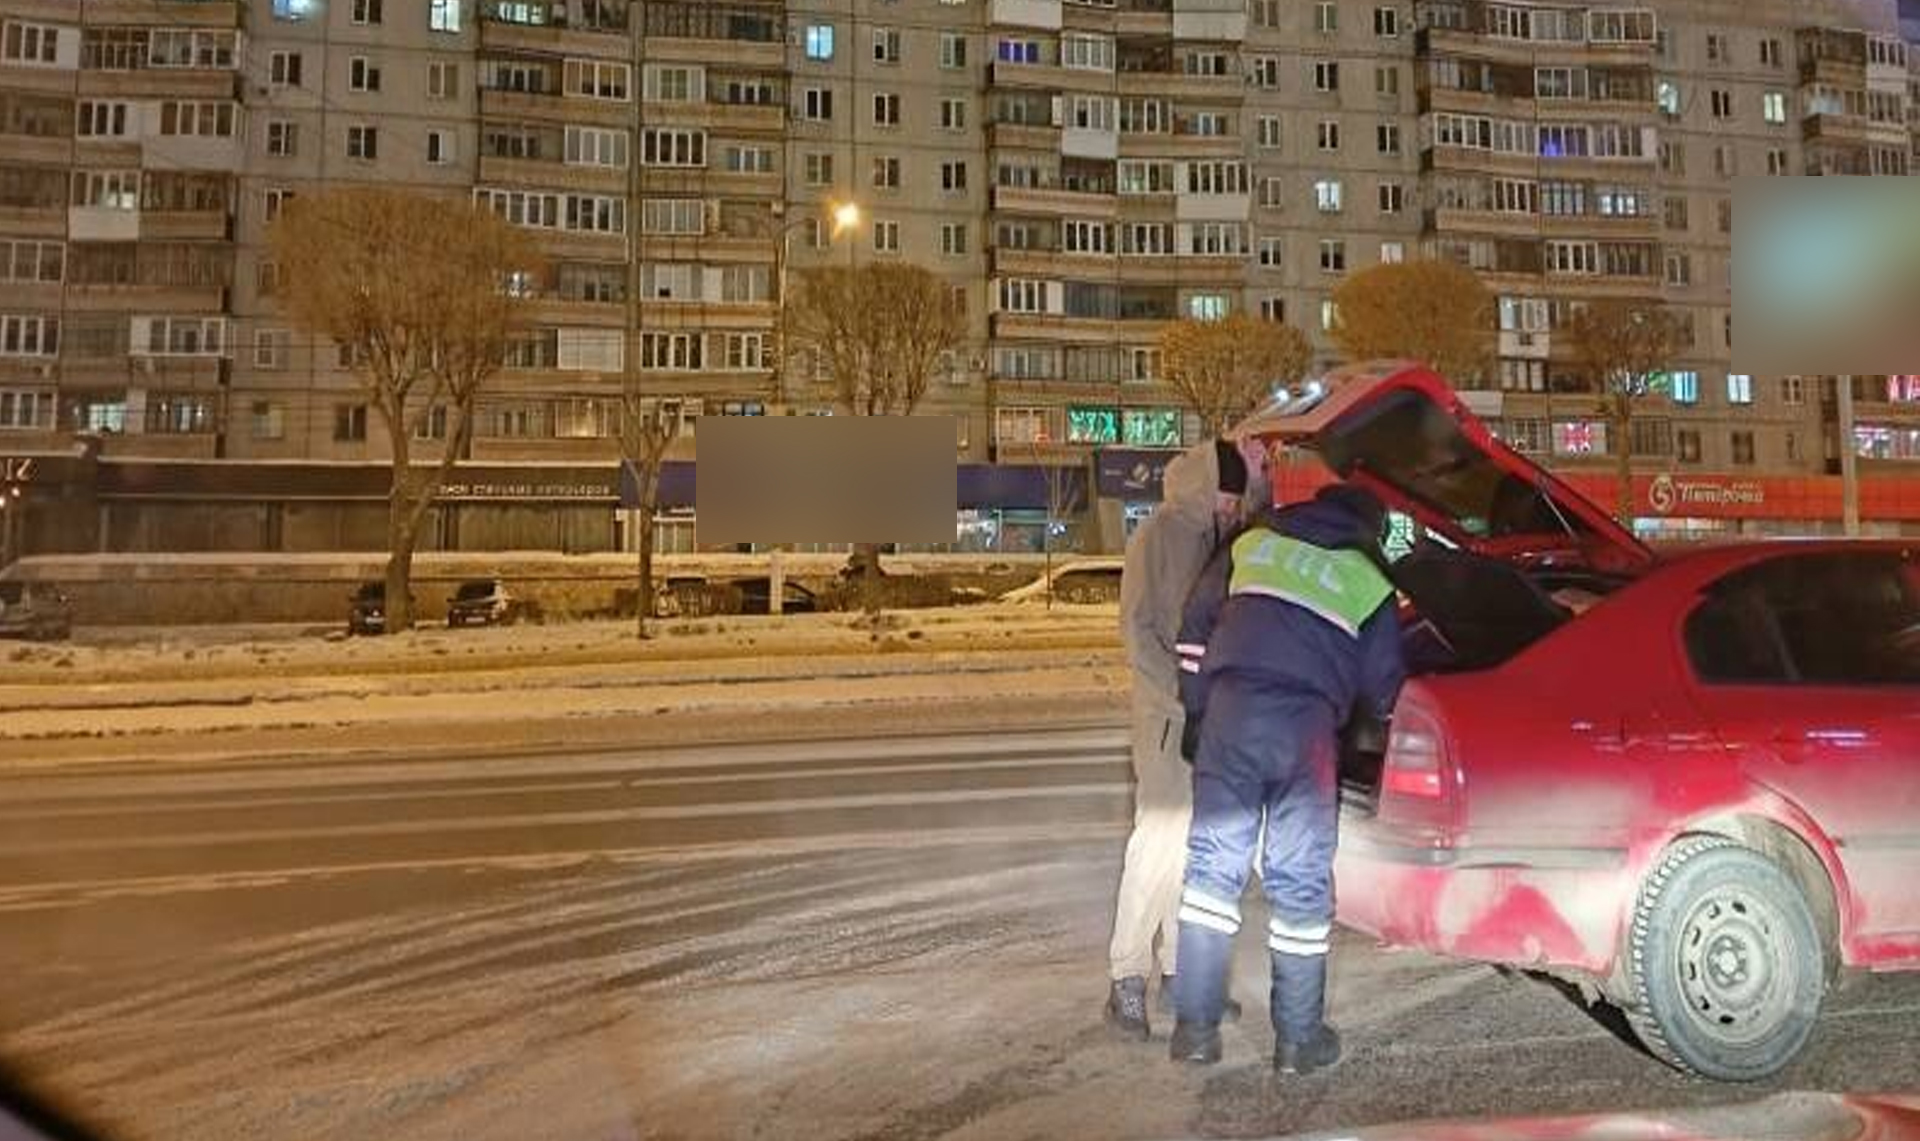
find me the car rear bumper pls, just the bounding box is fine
[1335,813,1632,976]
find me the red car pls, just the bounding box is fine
[1235,361,1920,1082]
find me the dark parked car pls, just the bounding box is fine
[0,582,72,641]
[730,576,817,615]
[1234,360,1920,1081]
[346,581,414,636]
[445,578,531,627]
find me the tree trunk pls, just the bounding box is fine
[637,468,659,640]
[385,490,418,634]
[1611,397,1635,527]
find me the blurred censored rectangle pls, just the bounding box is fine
[1734,178,1920,375]
[696,416,958,545]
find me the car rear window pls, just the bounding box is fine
[1685,550,1920,686]
[456,582,496,600]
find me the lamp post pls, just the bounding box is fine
[1837,374,1860,537]
[767,201,861,616]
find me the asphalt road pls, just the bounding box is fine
[0,726,1915,1141]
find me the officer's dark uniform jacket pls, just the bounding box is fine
[1175,493,1404,734]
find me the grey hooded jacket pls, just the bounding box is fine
[1119,440,1268,716]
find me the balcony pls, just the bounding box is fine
[640,35,783,71]
[991,0,1063,31]
[82,0,239,27]
[987,60,1077,92]
[479,89,631,130]
[988,121,1062,152]
[478,155,628,196]
[1117,131,1240,160]
[65,282,227,314]
[0,132,71,168]
[691,101,784,136]
[480,11,630,59]
[1803,112,1871,145]
[992,184,1119,218]
[1116,68,1244,103]
[990,313,1130,343]
[78,68,237,101]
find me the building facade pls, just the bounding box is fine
[1,0,1917,562]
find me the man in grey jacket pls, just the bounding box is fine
[1106,436,1270,1039]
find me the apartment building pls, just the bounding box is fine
[1,0,1916,561]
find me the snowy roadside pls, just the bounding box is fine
[0,604,1132,767]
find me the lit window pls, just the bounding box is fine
[805,24,834,61]
[1188,294,1228,321]
[1727,372,1753,404]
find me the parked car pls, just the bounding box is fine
[997,557,1125,604]
[0,582,72,641]
[346,581,414,636]
[730,576,817,615]
[1234,360,1920,1082]
[445,578,530,627]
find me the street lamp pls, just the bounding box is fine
[767,201,860,615]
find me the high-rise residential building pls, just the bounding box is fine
[1,0,1916,562]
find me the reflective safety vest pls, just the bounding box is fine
[1227,529,1393,639]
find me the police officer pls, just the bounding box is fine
[1168,482,1405,1073]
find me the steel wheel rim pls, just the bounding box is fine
[1675,887,1791,1046]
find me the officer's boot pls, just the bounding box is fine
[1270,951,1342,1076]
[1167,921,1231,1065]
[1104,976,1150,1041]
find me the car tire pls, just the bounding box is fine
[1624,835,1826,1082]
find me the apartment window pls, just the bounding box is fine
[1320,239,1347,273]
[264,188,296,223]
[1677,429,1702,464]
[872,220,900,254]
[1381,241,1406,264]
[1663,195,1689,230]
[565,59,630,100]
[796,154,833,190]
[1065,220,1113,255]
[871,156,901,189]
[1188,294,1229,321]
[940,223,968,257]
[872,27,901,64]
[1186,223,1245,257]
[1547,241,1598,275]
[873,93,901,127]
[805,24,834,61]
[940,98,967,131]
[477,188,560,228]
[1713,145,1737,178]
[641,128,705,167]
[1717,198,1732,234]
[349,56,381,93]
[1552,421,1607,456]
[1317,120,1341,151]
[259,120,297,158]
[1375,66,1399,97]
[1727,372,1753,405]
[1313,61,1340,92]
[1665,251,1691,286]
[78,102,131,139]
[351,0,382,25]
[428,61,459,99]
[1667,370,1699,405]
[346,125,378,160]
[1731,430,1756,465]
[644,65,701,103]
[0,241,62,284]
[1710,89,1733,119]
[940,161,968,193]
[1760,37,1782,67]
[1782,376,1805,406]
[1063,33,1114,70]
[1659,140,1685,174]
[334,404,368,442]
[1253,0,1281,27]
[641,333,703,371]
[801,88,834,123]
[940,32,967,69]
[1258,237,1284,268]
[718,266,770,304]
[159,101,236,137]
[427,129,456,165]
[1252,56,1281,89]
[723,145,774,174]
[1375,6,1400,36]
[1069,95,1113,131]
[1314,179,1343,213]
[269,50,303,87]
[1315,2,1338,33]
[1767,148,1789,176]
[564,194,624,234]
[1122,222,1172,256]
[430,0,461,33]
[1538,124,1589,157]
[1186,162,1247,195]
[0,317,57,358]
[1260,177,1287,209]
[1378,182,1404,214]
[1000,279,1049,314]
[1705,32,1725,62]
[1378,123,1401,155]
[1258,116,1283,149]
[564,126,627,168]
[1495,178,1539,213]
[1763,91,1786,124]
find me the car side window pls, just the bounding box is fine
[1686,551,1920,686]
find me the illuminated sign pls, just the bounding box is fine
[1648,473,1766,514]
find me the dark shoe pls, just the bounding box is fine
[1274,1025,1342,1076]
[1106,977,1150,1041]
[1169,1021,1223,1066]
[1159,975,1241,1022]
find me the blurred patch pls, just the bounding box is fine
[697,417,958,544]
[1735,178,1920,375]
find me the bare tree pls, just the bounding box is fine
[1159,315,1312,438]
[1567,298,1688,522]
[618,387,680,639]
[1027,441,1088,611]
[784,263,966,593]
[1329,260,1496,384]
[271,188,535,632]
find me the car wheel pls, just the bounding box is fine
[1624,835,1826,1082]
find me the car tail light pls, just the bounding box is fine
[1378,700,1456,830]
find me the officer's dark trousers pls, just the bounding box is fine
[1172,678,1340,1046]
